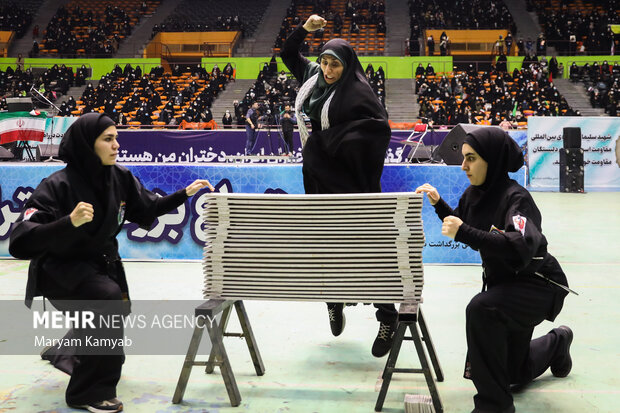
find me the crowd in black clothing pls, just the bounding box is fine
[154,0,267,38]
[408,0,516,54]
[274,0,386,55]
[0,2,33,38]
[73,63,234,125]
[152,15,247,38]
[569,60,620,116]
[530,0,618,55]
[34,4,137,56]
[416,59,577,126]
[0,64,86,107]
[364,63,386,107]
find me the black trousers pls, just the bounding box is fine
[465,279,565,411]
[374,303,398,323]
[48,274,124,405]
[282,129,294,154]
[329,302,397,323]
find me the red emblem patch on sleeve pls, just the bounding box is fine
[23,208,38,221]
[512,215,527,236]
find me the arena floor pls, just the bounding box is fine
[1,191,618,413]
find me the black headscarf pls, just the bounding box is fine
[459,126,524,229]
[318,38,387,125]
[59,113,116,191]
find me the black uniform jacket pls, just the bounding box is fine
[433,180,569,321]
[9,165,187,308]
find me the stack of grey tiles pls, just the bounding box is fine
[202,192,425,304]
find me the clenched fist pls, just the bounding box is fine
[303,15,327,32]
[70,202,94,227]
[442,215,463,239]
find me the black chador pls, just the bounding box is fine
[281,22,397,357]
[281,24,391,194]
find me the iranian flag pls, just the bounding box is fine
[0,111,47,144]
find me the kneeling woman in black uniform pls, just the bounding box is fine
[416,126,573,413]
[10,113,212,412]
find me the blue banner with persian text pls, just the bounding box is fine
[0,163,525,263]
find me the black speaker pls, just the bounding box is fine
[436,124,487,165]
[6,97,33,112]
[36,144,60,161]
[559,148,584,192]
[559,147,583,169]
[560,170,584,192]
[563,127,581,149]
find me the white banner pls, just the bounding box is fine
[527,116,620,191]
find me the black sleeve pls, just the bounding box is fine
[124,173,188,229]
[281,24,311,82]
[9,180,81,259]
[455,193,545,272]
[432,197,456,221]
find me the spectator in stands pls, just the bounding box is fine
[496,54,508,72]
[222,110,233,128]
[427,34,435,56]
[569,62,580,82]
[440,32,450,56]
[66,96,77,112]
[16,54,24,71]
[415,126,572,413]
[505,32,513,55]
[30,41,39,58]
[58,102,72,117]
[282,14,395,358]
[417,61,574,125]
[495,35,505,55]
[200,107,213,123]
[549,56,559,79]
[223,63,234,80]
[415,63,425,77]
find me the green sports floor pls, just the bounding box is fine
[1,192,618,413]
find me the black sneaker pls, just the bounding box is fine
[327,303,345,336]
[551,325,573,378]
[372,321,396,357]
[70,398,123,412]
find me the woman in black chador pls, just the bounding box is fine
[281,14,395,357]
[9,113,212,412]
[416,126,573,413]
